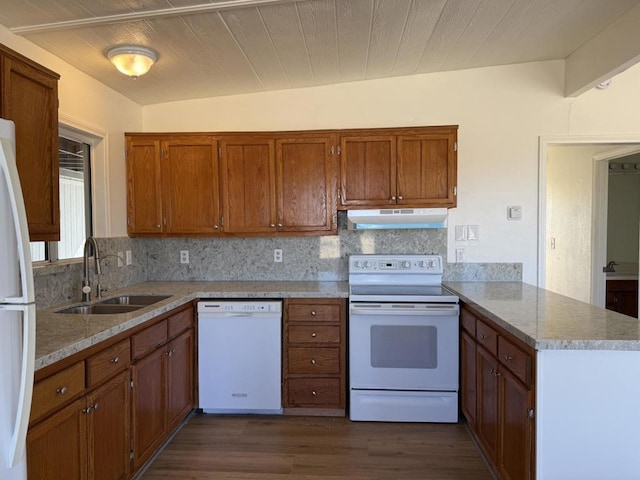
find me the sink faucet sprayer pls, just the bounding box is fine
[82,236,102,302]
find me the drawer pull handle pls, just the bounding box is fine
[504,355,513,361]
[490,369,501,377]
[311,332,317,338]
[480,334,488,340]
[311,390,317,396]
[166,348,176,357]
[310,311,317,316]
[56,386,68,396]
[111,357,119,364]
[311,359,316,365]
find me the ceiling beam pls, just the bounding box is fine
[9,0,300,34]
[565,2,640,97]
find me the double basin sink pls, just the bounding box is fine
[56,294,171,315]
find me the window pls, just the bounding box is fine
[30,129,93,262]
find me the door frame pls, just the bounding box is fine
[538,135,640,307]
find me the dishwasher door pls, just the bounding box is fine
[198,301,282,414]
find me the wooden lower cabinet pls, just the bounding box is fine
[283,298,346,415]
[606,279,638,318]
[461,304,535,480]
[166,329,195,430]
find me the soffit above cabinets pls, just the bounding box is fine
[1,0,640,105]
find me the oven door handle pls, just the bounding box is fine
[349,305,459,316]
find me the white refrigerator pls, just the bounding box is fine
[0,118,36,480]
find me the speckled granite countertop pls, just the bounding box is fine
[36,281,348,371]
[445,282,640,351]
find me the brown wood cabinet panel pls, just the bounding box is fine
[287,303,341,322]
[86,371,131,480]
[162,136,220,234]
[131,346,166,471]
[340,135,396,206]
[288,347,340,374]
[126,136,163,234]
[86,339,130,388]
[477,345,499,462]
[606,279,638,318]
[498,336,532,387]
[460,307,476,335]
[276,136,337,233]
[31,361,85,423]
[476,320,498,356]
[288,325,341,344]
[27,397,88,480]
[287,378,341,407]
[131,319,168,360]
[461,330,477,426]
[397,133,456,206]
[1,52,60,241]
[168,306,194,338]
[220,136,276,233]
[166,328,194,431]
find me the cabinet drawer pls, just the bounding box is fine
[287,378,341,406]
[476,320,498,356]
[131,320,168,359]
[288,325,340,344]
[86,339,131,388]
[168,307,193,338]
[288,348,340,374]
[460,308,476,335]
[288,304,340,323]
[31,362,85,423]
[498,336,532,386]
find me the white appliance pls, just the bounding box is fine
[349,254,459,423]
[0,118,36,480]
[198,300,282,414]
[347,208,448,230]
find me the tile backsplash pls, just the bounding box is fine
[34,213,521,308]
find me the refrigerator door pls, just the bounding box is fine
[0,120,34,305]
[0,304,35,479]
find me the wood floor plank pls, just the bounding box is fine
[141,414,493,480]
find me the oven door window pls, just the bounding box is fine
[371,325,437,369]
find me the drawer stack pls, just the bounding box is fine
[283,298,346,416]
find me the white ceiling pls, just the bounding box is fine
[2,0,640,106]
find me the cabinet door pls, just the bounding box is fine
[460,330,477,426]
[476,346,499,462]
[499,368,534,480]
[27,398,88,480]
[126,136,163,234]
[275,136,337,233]
[1,55,59,241]
[339,135,396,207]
[87,371,130,480]
[166,329,194,430]
[131,346,166,471]
[220,137,276,233]
[397,132,457,207]
[162,136,220,234]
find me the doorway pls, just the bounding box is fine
[538,136,640,316]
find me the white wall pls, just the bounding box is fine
[0,25,143,237]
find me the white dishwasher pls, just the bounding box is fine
[198,300,282,414]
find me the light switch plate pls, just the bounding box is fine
[455,225,467,241]
[467,225,479,240]
[507,205,522,221]
[455,248,465,263]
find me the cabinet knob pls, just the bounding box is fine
[490,368,501,377]
[398,195,403,200]
[111,357,119,364]
[310,310,317,316]
[311,359,316,365]
[504,355,513,361]
[277,223,283,227]
[311,332,317,338]
[311,390,317,396]
[480,334,488,340]
[56,386,68,395]
[93,403,99,411]
[214,225,219,229]
[391,196,396,200]
[270,224,275,228]
[155,224,161,228]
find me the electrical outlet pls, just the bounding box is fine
[117,251,124,267]
[125,250,132,266]
[180,250,189,264]
[455,248,465,263]
[274,249,283,263]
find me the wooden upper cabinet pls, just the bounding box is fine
[162,136,220,234]
[276,136,337,234]
[219,136,276,234]
[126,136,163,235]
[339,126,458,209]
[0,47,60,241]
[340,135,396,207]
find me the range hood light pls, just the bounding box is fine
[347,208,448,230]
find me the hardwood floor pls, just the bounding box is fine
[141,414,493,479]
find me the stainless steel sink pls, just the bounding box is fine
[97,294,171,306]
[56,304,143,315]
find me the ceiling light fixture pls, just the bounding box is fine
[106,45,157,79]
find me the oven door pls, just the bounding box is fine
[349,302,459,391]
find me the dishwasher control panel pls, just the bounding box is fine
[198,301,282,313]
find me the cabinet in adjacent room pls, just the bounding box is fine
[283,298,346,415]
[0,43,60,241]
[339,126,457,209]
[606,279,638,318]
[126,134,220,235]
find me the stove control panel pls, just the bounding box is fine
[349,255,442,274]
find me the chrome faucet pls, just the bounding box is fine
[604,261,618,273]
[82,236,102,302]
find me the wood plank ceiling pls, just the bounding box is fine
[1,0,639,105]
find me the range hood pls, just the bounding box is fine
[347,208,448,230]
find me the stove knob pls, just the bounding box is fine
[401,261,410,269]
[354,260,362,268]
[363,261,371,268]
[418,261,427,268]
[428,260,437,268]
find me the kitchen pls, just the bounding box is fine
[1,1,640,480]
